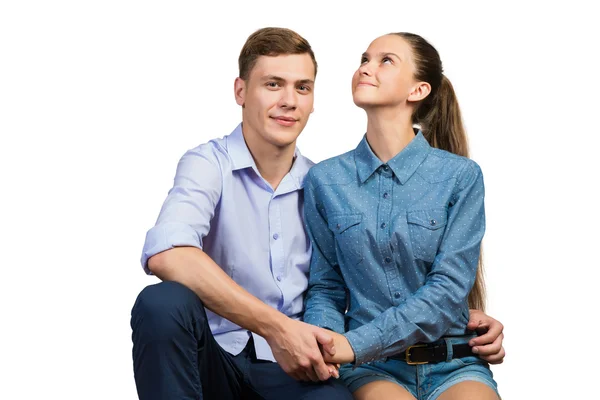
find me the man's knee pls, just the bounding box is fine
[307,380,353,400]
[131,281,205,338]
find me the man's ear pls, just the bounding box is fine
[407,81,431,103]
[234,77,246,107]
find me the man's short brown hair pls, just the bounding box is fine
[238,27,317,80]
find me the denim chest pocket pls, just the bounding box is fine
[407,208,448,263]
[328,213,364,265]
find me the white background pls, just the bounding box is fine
[1,1,598,398]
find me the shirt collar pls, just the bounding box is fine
[225,123,313,190]
[226,123,255,171]
[287,148,313,190]
[355,131,431,184]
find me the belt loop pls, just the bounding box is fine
[444,338,453,362]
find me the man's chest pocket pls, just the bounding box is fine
[328,213,364,266]
[407,208,448,263]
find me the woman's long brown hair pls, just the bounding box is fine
[393,32,486,311]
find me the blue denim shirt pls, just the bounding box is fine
[141,124,314,361]
[303,132,485,365]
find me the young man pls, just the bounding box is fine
[131,27,505,400]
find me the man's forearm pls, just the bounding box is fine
[148,246,285,339]
[148,246,340,380]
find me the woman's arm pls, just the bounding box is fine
[302,170,348,334]
[339,161,486,365]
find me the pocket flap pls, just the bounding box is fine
[407,209,447,230]
[328,213,363,234]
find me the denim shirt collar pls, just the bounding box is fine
[355,131,431,184]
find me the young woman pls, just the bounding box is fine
[303,32,500,400]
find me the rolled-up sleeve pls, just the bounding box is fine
[141,147,223,273]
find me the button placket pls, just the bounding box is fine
[377,169,401,298]
[269,198,285,289]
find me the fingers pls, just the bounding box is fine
[469,321,504,347]
[466,308,484,329]
[326,362,340,379]
[287,367,309,382]
[311,353,333,381]
[305,369,319,382]
[295,371,315,382]
[471,329,505,365]
[291,358,320,382]
[315,329,336,356]
[292,372,306,381]
[465,313,505,365]
[472,332,503,355]
[479,345,505,364]
[279,323,338,382]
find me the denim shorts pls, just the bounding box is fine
[339,336,499,400]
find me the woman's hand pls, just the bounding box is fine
[320,330,355,365]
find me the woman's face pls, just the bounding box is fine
[352,34,419,110]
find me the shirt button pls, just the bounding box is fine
[380,222,387,229]
[430,220,437,226]
[273,233,279,240]
[383,192,389,199]
[276,276,282,282]
[385,256,392,263]
[336,223,341,230]
[394,292,401,299]
[383,165,389,171]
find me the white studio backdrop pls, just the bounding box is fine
[1,1,598,398]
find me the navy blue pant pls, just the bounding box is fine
[131,281,353,400]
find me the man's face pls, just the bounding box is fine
[235,54,315,149]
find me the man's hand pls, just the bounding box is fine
[467,309,505,364]
[320,330,355,365]
[265,319,338,382]
[148,248,341,379]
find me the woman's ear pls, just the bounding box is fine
[407,81,431,103]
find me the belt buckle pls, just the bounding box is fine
[405,344,428,365]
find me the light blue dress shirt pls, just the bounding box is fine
[303,132,485,365]
[141,123,314,361]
